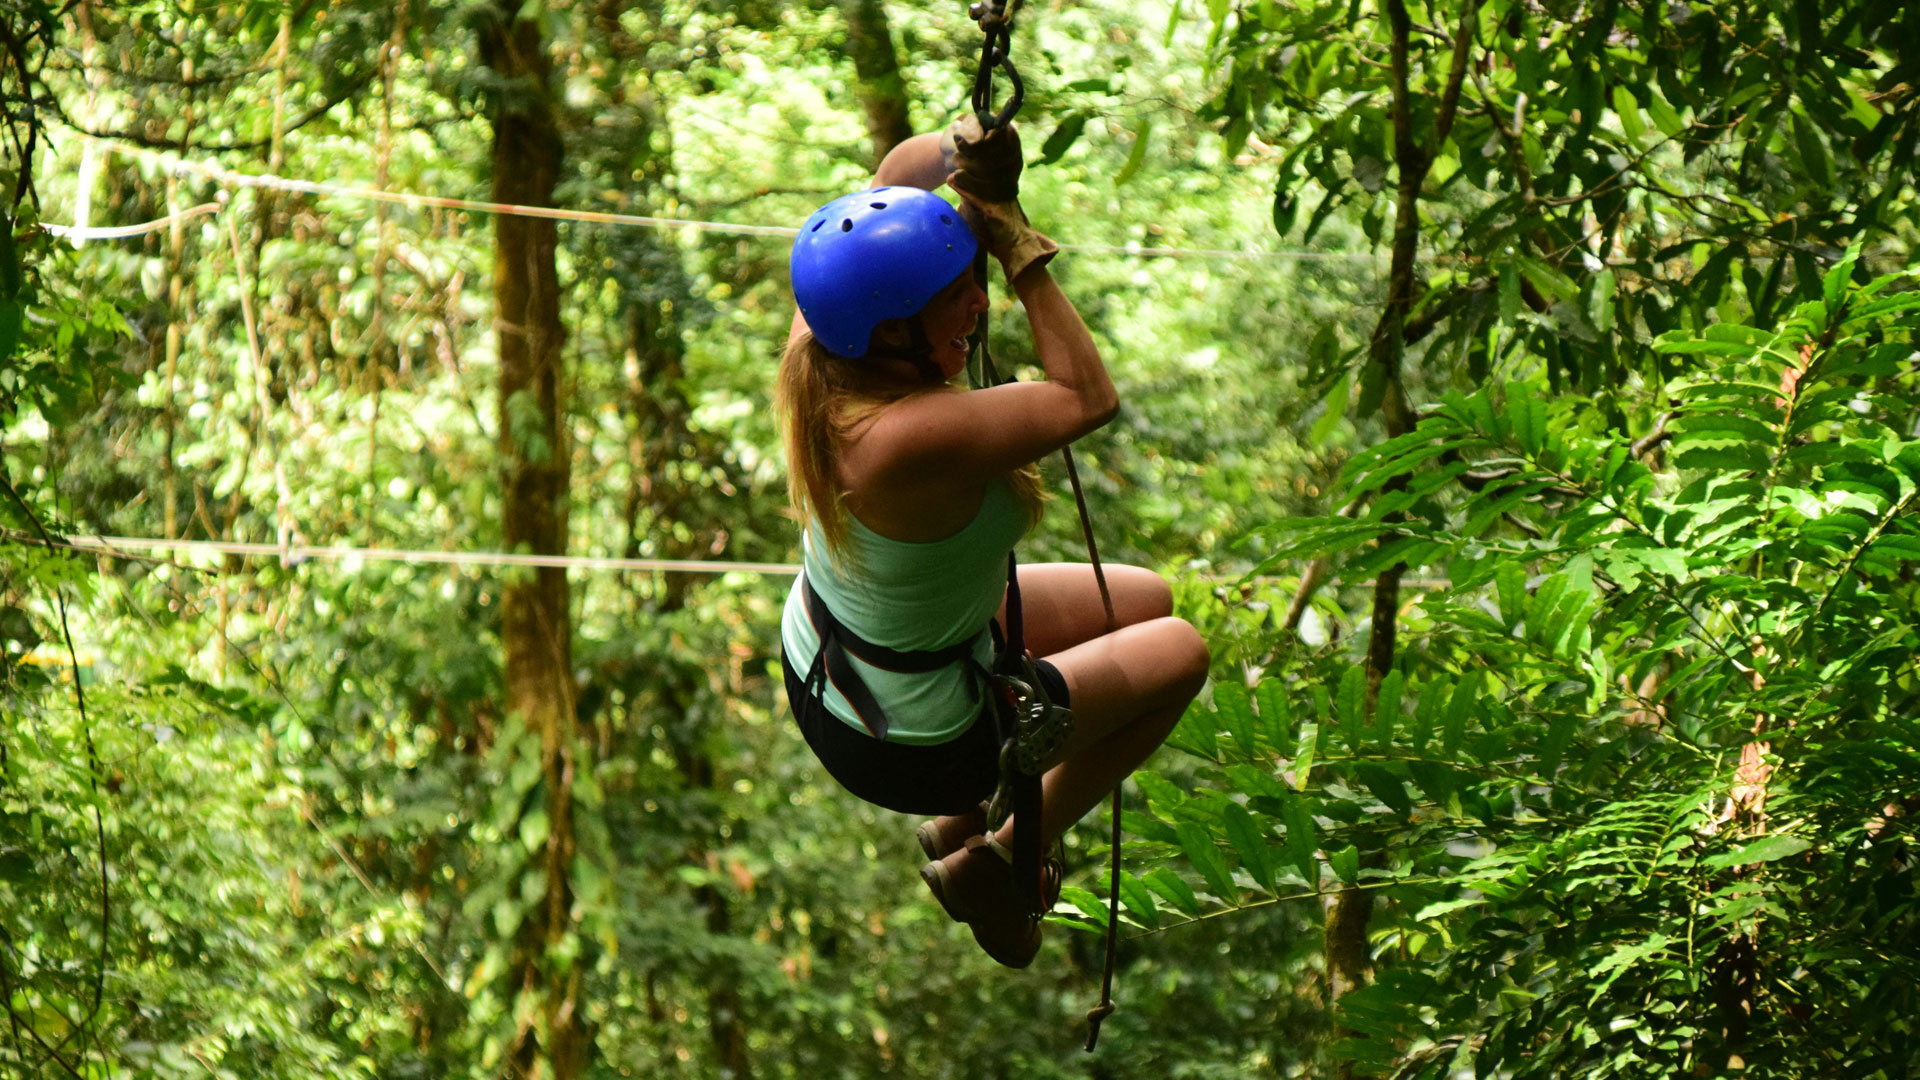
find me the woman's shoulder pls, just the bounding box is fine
[838,385,969,475]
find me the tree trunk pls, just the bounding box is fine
[840,0,914,168]
[1327,5,1478,1076]
[478,5,583,1077]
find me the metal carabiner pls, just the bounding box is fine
[968,1,1024,131]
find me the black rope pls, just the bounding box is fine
[1062,445,1122,1052]
[957,1,1125,1050]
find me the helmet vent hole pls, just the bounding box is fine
[940,214,953,225]
[870,202,887,209]
[840,219,853,232]
[810,221,824,232]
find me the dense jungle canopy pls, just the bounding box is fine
[1,0,1917,1076]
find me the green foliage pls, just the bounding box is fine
[1204,0,1920,423]
[1147,266,1920,1075]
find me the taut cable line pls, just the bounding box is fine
[11,533,802,577]
[44,141,1385,261]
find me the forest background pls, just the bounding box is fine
[1,0,1917,1077]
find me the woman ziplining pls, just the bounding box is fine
[773,113,1210,970]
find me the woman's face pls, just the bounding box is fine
[917,269,990,380]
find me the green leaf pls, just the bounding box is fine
[1515,257,1578,303]
[1059,885,1110,927]
[1272,186,1297,236]
[1256,677,1293,749]
[1442,673,1479,755]
[1329,844,1360,885]
[1336,665,1368,751]
[1415,895,1485,921]
[1612,85,1645,143]
[518,808,550,852]
[1114,870,1161,928]
[1408,760,1454,805]
[1409,677,1447,751]
[1175,822,1239,900]
[1704,834,1812,869]
[1356,764,1413,817]
[1036,112,1089,167]
[1310,370,1351,443]
[0,299,21,365]
[1226,762,1289,801]
[1646,89,1684,136]
[1221,801,1276,892]
[1496,562,1527,629]
[1121,808,1179,844]
[1215,680,1259,757]
[1587,933,1672,1004]
[1279,793,1319,882]
[1115,116,1154,186]
[0,215,19,298]
[1507,384,1547,455]
[1134,771,1189,818]
[1142,866,1201,917]
[1824,246,1860,317]
[1791,111,1833,189]
[1373,669,1403,750]
[1168,698,1220,760]
[1292,721,1318,790]
[1673,445,1769,474]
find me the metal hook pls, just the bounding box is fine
[968,3,1024,130]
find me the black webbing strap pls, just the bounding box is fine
[996,552,1046,917]
[801,575,986,742]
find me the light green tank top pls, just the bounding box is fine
[780,479,1029,744]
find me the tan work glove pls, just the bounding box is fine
[943,117,1059,283]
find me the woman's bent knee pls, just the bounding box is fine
[1162,616,1210,693]
[1133,616,1208,705]
[1117,565,1174,624]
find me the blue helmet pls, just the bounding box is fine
[790,186,978,359]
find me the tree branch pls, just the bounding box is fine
[1430,0,1480,149]
[50,67,378,153]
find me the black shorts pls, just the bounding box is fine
[781,650,1070,817]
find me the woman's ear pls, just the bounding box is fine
[869,318,911,349]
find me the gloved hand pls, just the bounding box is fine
[942,115,1023,202]
[943,117,1059,283]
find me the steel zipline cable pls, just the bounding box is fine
[42,141,1384,261]
[24,532,801,577]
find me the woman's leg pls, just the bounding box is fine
[922,563,1176,849]
[996,562,1172,657]
[924,613,1205,966]
[994,615,1209,848]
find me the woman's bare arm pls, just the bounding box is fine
[860,265,1117,487]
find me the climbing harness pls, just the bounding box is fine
[978,548,1071,924]
[958,2,1127,1052]
[797,576,991,742]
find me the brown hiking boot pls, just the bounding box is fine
[915,800,989,861]
[919,836,1043,969]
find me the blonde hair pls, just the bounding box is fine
[776,329,1045,561]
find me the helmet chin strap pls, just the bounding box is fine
[866,315,947,385]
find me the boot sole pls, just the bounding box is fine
[920,859,970,923]
[920,857,1040,969]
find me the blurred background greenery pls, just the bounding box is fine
[1,0,1916,1077]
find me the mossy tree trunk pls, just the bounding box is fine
[479,4,584,1076]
